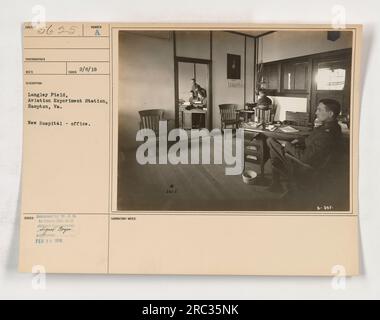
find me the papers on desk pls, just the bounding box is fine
[266,124,277,132]
[242,121,262,129]
[279,125,299,133]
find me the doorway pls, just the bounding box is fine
[174,57,212,130]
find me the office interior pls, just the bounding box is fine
[117,30,352,211]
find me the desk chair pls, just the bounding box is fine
[254,104,277,124]
[219,104,240,130]
[285,111,310,127]
[337,114,350,129]
[284,151,335,208]
[269,104,277,123]
[138,109,165,136]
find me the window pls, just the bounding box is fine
[260,64,279,91]
[282,61,308,91]
[316,62,346,90]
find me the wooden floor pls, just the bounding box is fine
[117,138,286,211]
[117,130,350,212]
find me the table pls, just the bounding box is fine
[181,107,207,130]
[242,123,312,140]
[241,123,312,179]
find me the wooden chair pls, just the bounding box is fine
[219,104,239,130]
[283,134,349,209]
[337,114,350,129]
[268,103,277,123]
[138,109,165,136]
[285,111,310,127]
[284,151,333,203]
[285,152,317,182]
[254,103,277,124]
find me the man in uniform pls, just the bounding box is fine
[191,78,201,96]
[257,88,272,108]
[266,99,342,193]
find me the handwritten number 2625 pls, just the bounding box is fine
[37,24,77,35]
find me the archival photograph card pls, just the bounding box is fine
[19,23,361,275]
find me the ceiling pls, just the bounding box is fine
[122,30,276,40]
[232,30,276,38]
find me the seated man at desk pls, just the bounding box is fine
[185,89,205,109]
[196,89,207,107]
[182,89,207,129]
[257,88,272,108]
[191,89,207,128]
[191,78,201,96]
[266,99,342,193]
[188,90,196,105]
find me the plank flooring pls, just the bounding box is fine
[117,137,283,211]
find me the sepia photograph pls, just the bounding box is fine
[4,0,380,300]
[117,29,354,212]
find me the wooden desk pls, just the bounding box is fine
[242,123,312,177]
[181,107,207,129]
[242,123,312,140]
